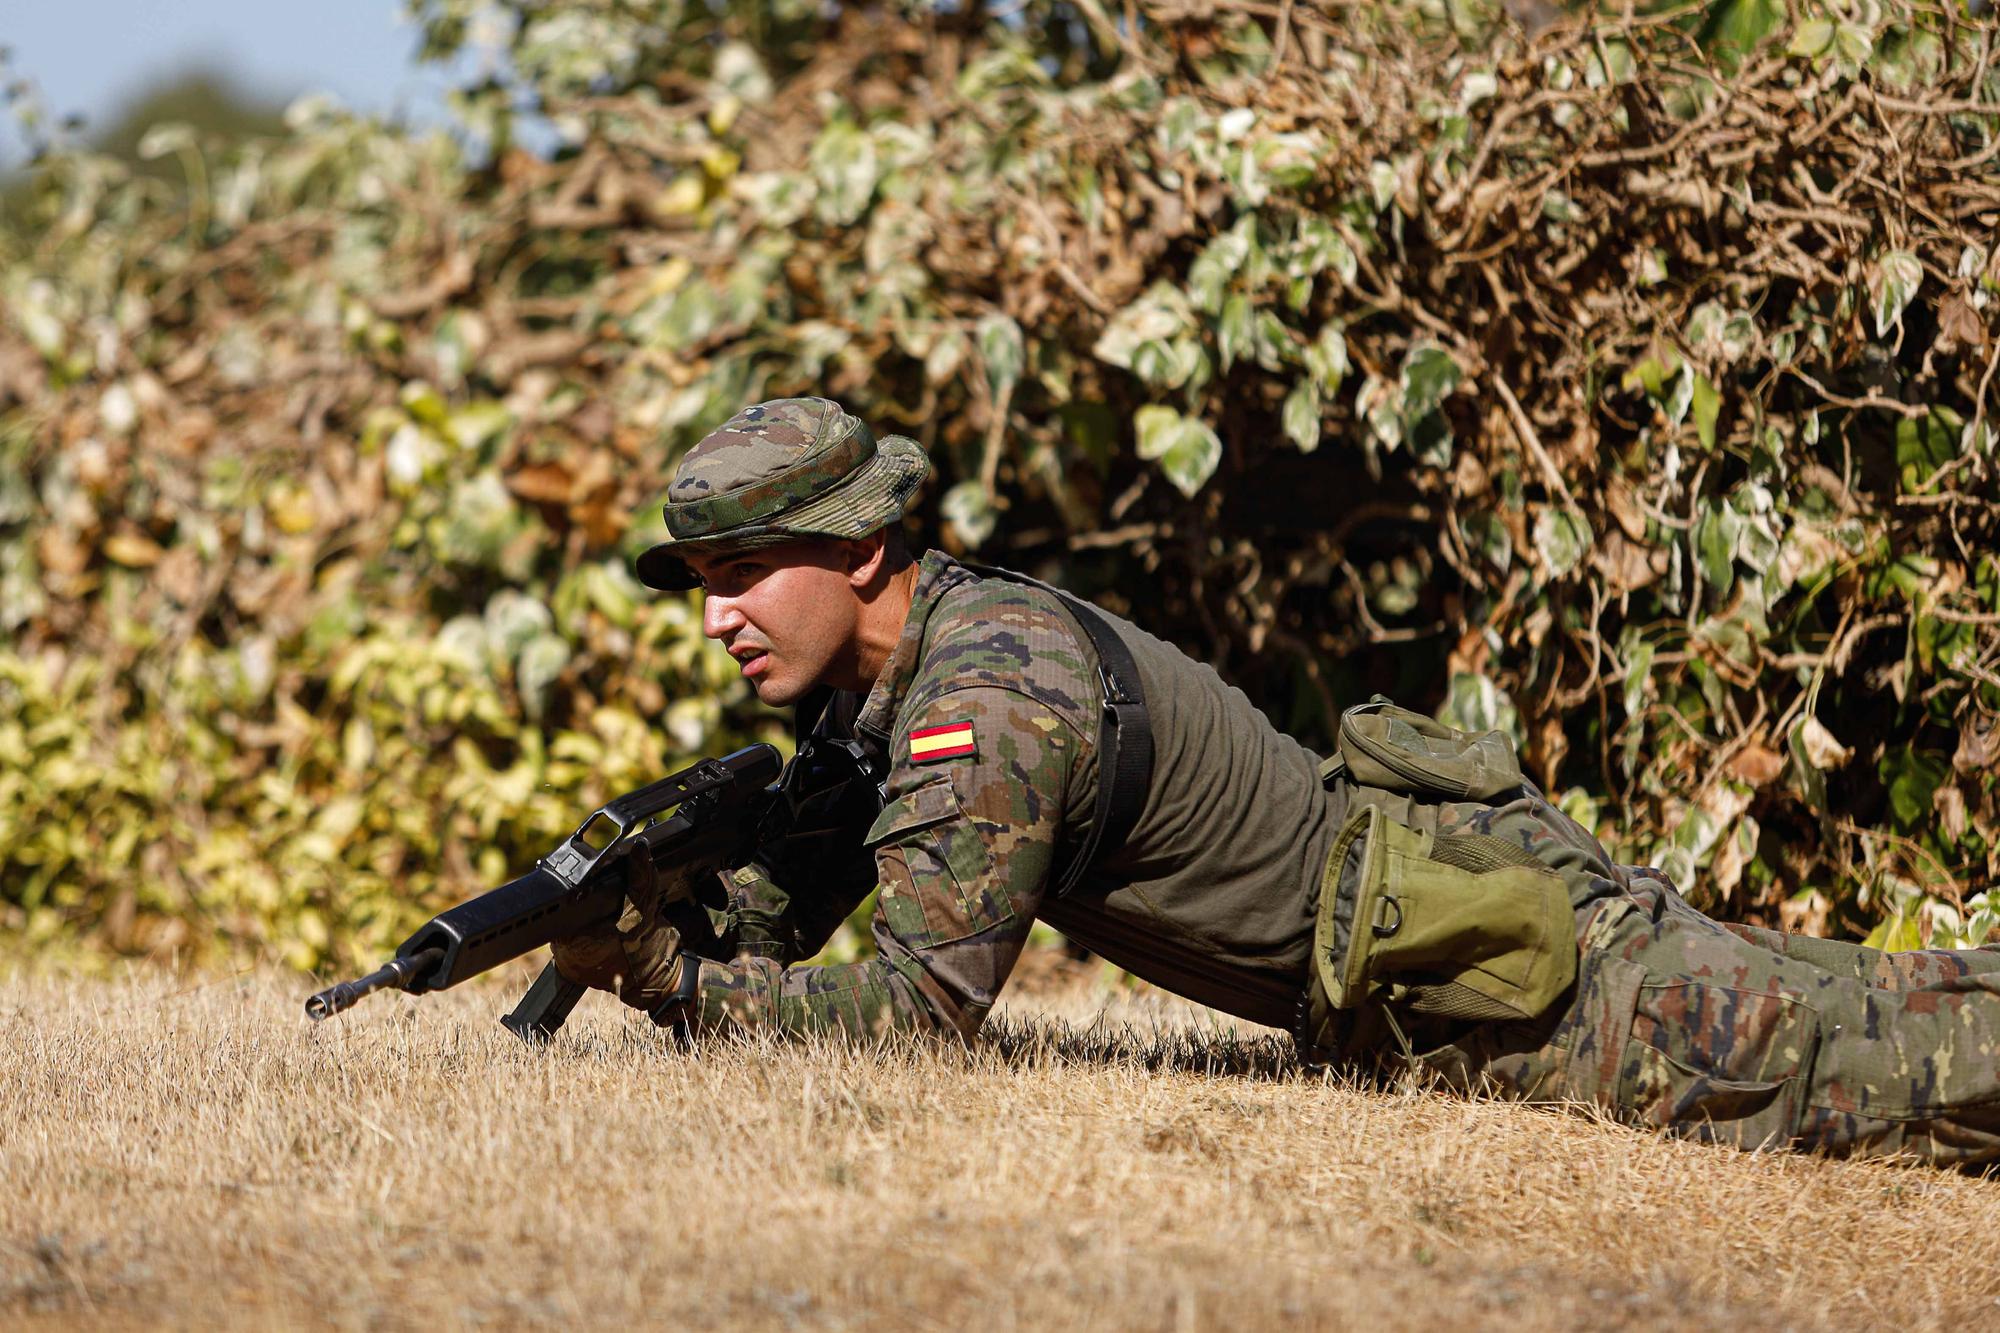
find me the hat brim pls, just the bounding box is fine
[634,434,929,591]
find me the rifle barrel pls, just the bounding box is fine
[304,947,446,1021]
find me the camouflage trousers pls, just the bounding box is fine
[1381,794,2000,1166]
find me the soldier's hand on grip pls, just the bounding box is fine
[549,851,688,1012]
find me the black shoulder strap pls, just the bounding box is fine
[792,686,836,753]
[958,560,1153,897]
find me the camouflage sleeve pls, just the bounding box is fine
[716,860,869,963]
[685,683,1091,1040]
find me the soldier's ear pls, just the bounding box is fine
[844,530,890,587]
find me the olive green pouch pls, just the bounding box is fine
[1324,696,1526,802]
[1314,804,1576,1024]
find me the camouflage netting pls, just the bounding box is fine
[6,0,2000,968]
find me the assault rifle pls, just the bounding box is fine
[304,743,783,1043]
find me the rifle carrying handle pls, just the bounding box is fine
[500,963,587,1043]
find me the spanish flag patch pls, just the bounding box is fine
[908,719,977,763]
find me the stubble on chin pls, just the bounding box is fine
[752,671,797,707]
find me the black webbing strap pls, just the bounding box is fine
[959,561,1153,897]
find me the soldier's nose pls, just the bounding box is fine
[702,593,746,640]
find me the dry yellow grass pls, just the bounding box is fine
[5,961,2000,1331]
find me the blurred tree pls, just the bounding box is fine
[2,66,286,222]
[87,67,288,167]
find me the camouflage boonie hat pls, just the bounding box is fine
[635,397,930,591]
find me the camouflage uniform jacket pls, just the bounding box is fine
[685,550,1339,1038]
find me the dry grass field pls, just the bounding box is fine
[5,961,2000,1331]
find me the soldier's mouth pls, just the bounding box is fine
[737,650,769,678]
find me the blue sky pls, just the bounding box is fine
[1,1,464,166]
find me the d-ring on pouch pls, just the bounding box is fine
[1315,804,1576,1024]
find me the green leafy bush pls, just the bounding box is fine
[6,0,2000,964]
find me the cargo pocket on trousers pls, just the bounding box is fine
[1614,979,1821,1150]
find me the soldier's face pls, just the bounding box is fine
[688,539,866,706]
